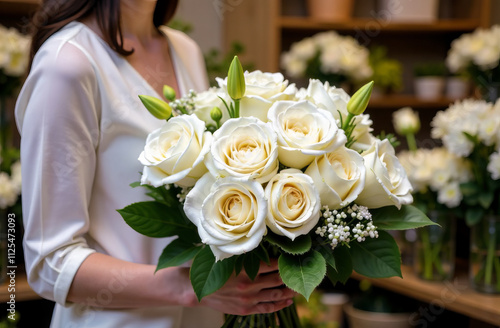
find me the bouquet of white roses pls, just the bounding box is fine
[119,57,433,327]
[280,31,372,88]
[446,25,500,100]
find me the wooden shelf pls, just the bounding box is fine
[279,17,481,33]
[351,266,500,326]
[368,94,458,110]
[0,271,40,302]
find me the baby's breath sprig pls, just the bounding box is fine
[170,89,196,115]
[174,184,191,204]
[315,204,378,250]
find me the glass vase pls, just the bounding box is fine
[414,210,456,281]
[469,215,500,294]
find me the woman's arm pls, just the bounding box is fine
[68,253,294,315]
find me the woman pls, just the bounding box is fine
[15,1,295,327]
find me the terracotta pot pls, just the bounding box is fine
[446,77,470,100]
[377,0,439,22]
[344,302,412,328]
[307,0,354,21]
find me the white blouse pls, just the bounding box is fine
[15,21,222,328]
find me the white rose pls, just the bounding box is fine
[268,100,347,169]
[305,146,365,209]
[184,173,267,261]
[193,87,230,127]
[295,79,350,120]
[139,114,212,188]
[350,114,375,152]
[437,182,462,208]
[356,139,413,209]
[217,70,297,122]
[205,117,279,183]
[265,169,321,240]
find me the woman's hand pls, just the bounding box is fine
[199,259,295,315]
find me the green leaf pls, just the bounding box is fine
[466,208,485,226]
[130,181,141,188]
[265,232,312,255]
[254,243,270,265]
[349,230,402,278]
[118,201,196,238]
[478,192,494,209]
[234,255,244,276]
[190,247,236,301]
[371,205,437,230]
[326,245,352,285]
[317,244,336,271]
[278,250,326,300]
[156,238,202,272]
[243,252,260,281]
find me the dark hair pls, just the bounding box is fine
[29,0,178,67]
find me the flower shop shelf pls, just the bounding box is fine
[351,266,500,326]
[0,273,40,302]
[368,95,457,109]
[279,17,482,33]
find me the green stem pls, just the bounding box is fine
[420,228,434,280]
[406,133,417,152]
[234,99,240,118]
[484,228,496,285]
[430,240,446,277]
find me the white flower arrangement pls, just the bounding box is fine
[446,25,500,74]
[280,31,372,86]
[0,160,21,210]
[0,24,30,78]
[398,148,471,209]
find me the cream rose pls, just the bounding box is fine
[265,169,321,240]
[267,100,347,169]
[139,114,212,188]
[193,87,230,127]
[205,117,279,183]
[184,173,267,261]
[356,139,413,209]
[217,70,297,122]
[305,146,365,209]
[296,79,351,120]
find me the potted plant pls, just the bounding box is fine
[369,46,403,97]
[413,62,447,100]
[446,72,470,100]
[307,0,354,22]
[377,0,439,22]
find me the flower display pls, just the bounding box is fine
[0,24,30,97]
[446,25,500,100]
[430,98,500,292]
[281,31,372,87]
[119,57,434,327]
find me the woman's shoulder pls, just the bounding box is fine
[32,22,108,80]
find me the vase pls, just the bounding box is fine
[483,82,500,102]
[414,210,456,281]
[469,214,500,294]
[307,0,354,22]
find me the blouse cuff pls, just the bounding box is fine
[54,247,96,306]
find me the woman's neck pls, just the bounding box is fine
[120,0,158,43]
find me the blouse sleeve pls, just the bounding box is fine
[15,41,100,305]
